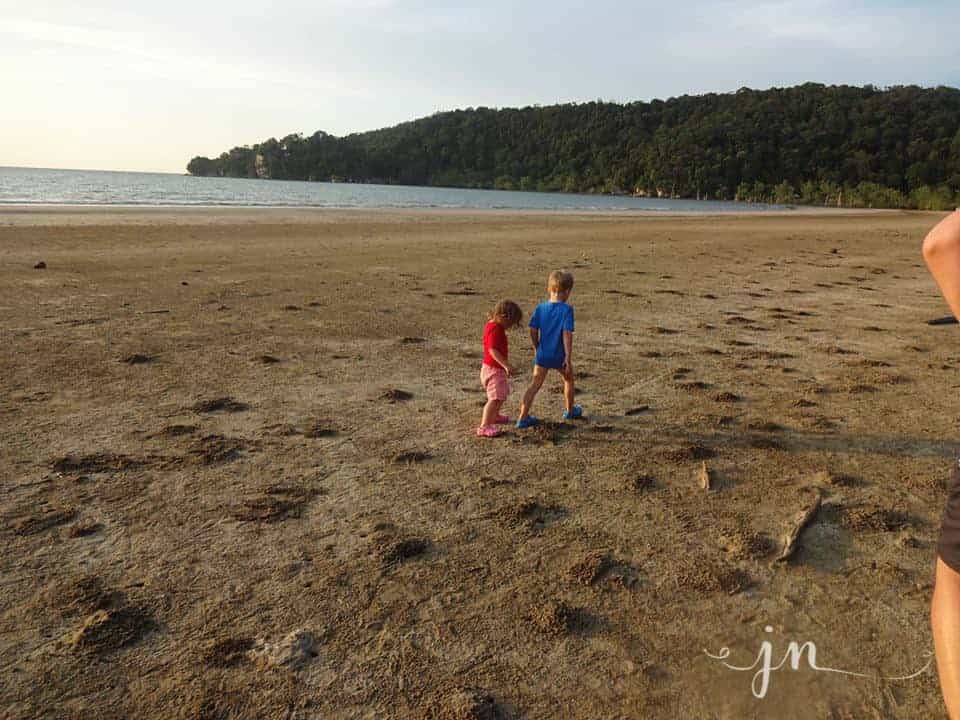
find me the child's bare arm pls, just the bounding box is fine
[529,328,540,351]
[924,210,960,318]
[562,330,573,371]
[488,348,515,376]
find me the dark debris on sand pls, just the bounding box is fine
[665,444,716,462]
[747,436,785,450]
[713,391,741,403]
[121,353,155,365]
[391,450,432,464]
[191,397,250,414]
[13,507,78,536]
[675,381,712,392]
[372,535,430,567]
[527,600,584,636]
[515,420,574,446]
[44,575,120,617]
[478,476,517,489]
[232,485,317,523]
[811,470,862,487]
[68,521,104,538]
[443,288,479,296]
[303,423,338,438]
[380,388,414,402]
[420,687,503,720]
[568,552,612,586]
[502,498,566,530]
[745,420,785,433]
[189,435,250,465]
[548,385,583,396]
[52,453,146,475]
[626,474,656,491]
[155,424,199,438]
[840,504,909,532]
[671,559,749,595]
[719,530,775,561]
[204,637,255,668]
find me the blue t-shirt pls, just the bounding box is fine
[530,301,575,368]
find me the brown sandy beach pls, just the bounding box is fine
[0,208,954,718]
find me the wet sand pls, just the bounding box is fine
[0,208,952,718]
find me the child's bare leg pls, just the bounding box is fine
[519,366,548,419]
[480,398,503,427]
[561,365,575,413]
[933,557,960,719]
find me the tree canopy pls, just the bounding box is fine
[187,84,960,209]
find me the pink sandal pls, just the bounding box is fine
[494,414,510,424]
[476,425,503,438]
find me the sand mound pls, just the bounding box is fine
[65,606,155,654]
[248,629,319,670]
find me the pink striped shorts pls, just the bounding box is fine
[480,365,510,402]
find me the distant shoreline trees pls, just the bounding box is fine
[187,83,960,210]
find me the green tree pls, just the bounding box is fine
[185,84,960,210]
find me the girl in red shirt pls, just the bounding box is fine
[478,300,522,437]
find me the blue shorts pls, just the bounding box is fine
[535,358,565,371]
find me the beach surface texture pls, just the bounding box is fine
[0,208,950,718]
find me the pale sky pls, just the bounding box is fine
[2,1,957,173]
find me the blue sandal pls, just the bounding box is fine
[516,415,539,429]
[562,405,583,420]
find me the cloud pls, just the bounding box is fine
[2,18,369,95]
[722,0,904,50]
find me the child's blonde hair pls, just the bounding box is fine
[548,270,574,293]
[488,299,522,327]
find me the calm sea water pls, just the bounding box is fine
[0,166,786,213]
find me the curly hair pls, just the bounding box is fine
[488,299,523,327]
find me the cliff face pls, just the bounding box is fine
[185,83,960,208]
[254,154,270,180]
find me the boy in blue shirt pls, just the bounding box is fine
[516,270,583,428]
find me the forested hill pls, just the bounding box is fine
[187,84,960,209]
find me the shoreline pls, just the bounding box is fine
[0,203,920,227]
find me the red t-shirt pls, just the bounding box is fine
[483,321,508,368]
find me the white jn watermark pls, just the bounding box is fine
[704,626,933,699]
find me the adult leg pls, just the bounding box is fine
[923,210,960,317]
[519,366,548,420]
[933,557,960,719]
[923,209,960,718]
